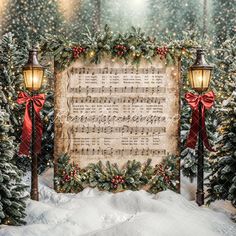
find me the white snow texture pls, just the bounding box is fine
[1,171,236,236]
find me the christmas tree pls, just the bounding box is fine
[2,0,64,44]
[0,33,27,144]
[0,108,27,225]
[0,33,34,171]
[207,36,236,206]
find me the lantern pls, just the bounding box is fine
[189,49,213,92]
[23,48,44,91]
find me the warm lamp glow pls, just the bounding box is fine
[23,68,44,91]
[188,49,213,92]
[23,49,44,91]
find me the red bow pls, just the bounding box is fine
[185,91,215,151]
[17,92,45,156]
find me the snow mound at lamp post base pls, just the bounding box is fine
[1,184,236,236]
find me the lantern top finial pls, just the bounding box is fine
[190,48,213,70]
[23,48,43,70]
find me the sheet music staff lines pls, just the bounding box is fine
[69,67,166,75]
[70,125,166,135]
[67,115,166,124]
[68,86,166,94]
[69,96,166,104]
[71,148,166,156]
[55,60,180,168]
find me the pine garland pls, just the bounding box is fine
[41,26,198,71]
[55,154,179,194]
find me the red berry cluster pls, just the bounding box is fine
[62,163,80,183]
[72,46,86,58]
[156,46,168,60]
[114,45,128,56]
[111,175,125,189]
[155,164,171,183]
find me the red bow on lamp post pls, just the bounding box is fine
[17,92,45,156]
[20,48,45,201]
[187,48,214,207]
[185,91,215,151]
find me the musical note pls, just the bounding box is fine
[57,62,179,165]
[70,125,166,135]
[67,115,166,125]
[70,148,166,156]
[69,86,166,94]
[69,96,166,104]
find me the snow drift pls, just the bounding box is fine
[1,177,236,236]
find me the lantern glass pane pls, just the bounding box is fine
[23,68,44,91]
[189,69,211,92]
[202,70,211,88]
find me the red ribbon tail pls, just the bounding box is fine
[19,103,32,156]
[17,92,45,156]
[201,107,215,152]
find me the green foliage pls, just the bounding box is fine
[207,36,236,206]
[0,33,27,141]
[149,156,179,193]
[41,26,198,70]
[87,159,154,192]
[55,154,86,193]
[0,33,32,171]
[0,109,28,225]
[56,154,179,194]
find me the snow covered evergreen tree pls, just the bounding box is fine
[0,108,27,225]
[0,33,27,144]
[2,0,64,44]
[207,36,236,206]
[0,33,33,171]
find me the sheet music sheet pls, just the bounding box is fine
[55,59,180,168]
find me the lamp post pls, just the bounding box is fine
[23,48,44,201]
[188,48,213,206]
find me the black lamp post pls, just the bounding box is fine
[23,48,44,201]
[188,48,213,206]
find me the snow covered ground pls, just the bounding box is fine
[1,169,236,236]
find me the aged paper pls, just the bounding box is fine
[54,58,180,168]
